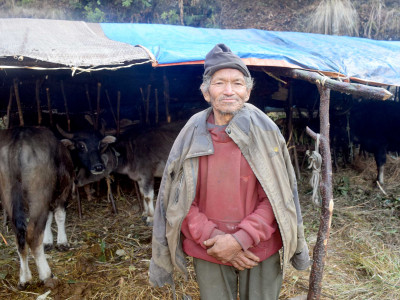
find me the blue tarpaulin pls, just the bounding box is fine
[101,23,400,86]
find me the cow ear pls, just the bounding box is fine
[101,136,116,145]
[61,139,75,150]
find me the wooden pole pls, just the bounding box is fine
[105,89,118,127]
[85,84,93,112]
[307,85,334,300]
[46,88,53,127]
[117,91,121,136]
[60,80,71,132]
[288,83,301,179]
[275,69,392,100]
[13,78,24,127]
[146,84,151,125]
[6,86,13,129]
[35,79,42,126]
[95,82,101,131]
[155,88,159,125]
[163,72,171,123]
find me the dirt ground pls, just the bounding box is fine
[0,154,399,299]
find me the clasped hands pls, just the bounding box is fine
[203,234,260,271]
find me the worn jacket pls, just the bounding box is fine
[149,103,310,287]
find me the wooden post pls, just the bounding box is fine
[146,84,151,125]
[46,88,53,127]
[163,72,171,123]
[117,91,121,136]
[307,85,334,300]
[155,88,159,124]
[288,83,301,180]
[35,79,42,126]
[105,89,118,127]
[61,80,71,132]
[95,82,101,131]
[13,78,24,127]
[6,86,13,129]
[85,84,93,112]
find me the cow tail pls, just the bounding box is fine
[12,182,26,251]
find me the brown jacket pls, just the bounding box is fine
[149,103,310,287]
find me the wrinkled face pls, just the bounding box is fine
[202,68,251,125]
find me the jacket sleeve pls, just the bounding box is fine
[280,134,311,270]
[233,182,279,250]
[149,163,175,287]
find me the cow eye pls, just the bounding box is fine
[77,142,86,151]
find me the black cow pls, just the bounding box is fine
[0,127,75,289]
[350,99,400,184]
[58,121,184,225]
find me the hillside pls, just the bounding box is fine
[0,0,399,40]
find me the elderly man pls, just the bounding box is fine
[149,43,310,300]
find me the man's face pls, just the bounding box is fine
[203,68,251,125]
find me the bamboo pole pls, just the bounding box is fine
[46,88,53,127]
[6,86,13,129]
[35,79,42,126]
[307,85,334,300]
[117,91,121,136]
[13,78,24,127]
[85,84,93,111]
[155,88,159,125]
[288,83,301,179]
[60,80,71,132]
[139,87,145,124]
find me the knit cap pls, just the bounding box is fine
[204,43,250,77]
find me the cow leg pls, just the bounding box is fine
[54,207,69,251]
[374,148,387,185]
[378,165,384,185]
[43,211,54,251]
[17,244,32,290]
[137,178,155,226]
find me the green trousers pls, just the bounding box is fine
[193,252,283,300]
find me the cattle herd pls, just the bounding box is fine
[0,98,399,289]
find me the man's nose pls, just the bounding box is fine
[223,82,234,94]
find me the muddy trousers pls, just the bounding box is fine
[193,252,283,300]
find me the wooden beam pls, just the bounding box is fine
[277,69,392,100]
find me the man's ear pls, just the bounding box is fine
[245,89,252,102]
[201,84,211,103]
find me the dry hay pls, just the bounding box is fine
[0,162,400,299]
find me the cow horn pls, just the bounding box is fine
[56,124,74,139]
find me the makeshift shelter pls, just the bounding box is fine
[1,18,399,300]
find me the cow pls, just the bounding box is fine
[57,121,184,225]
[350,99,400,185]
[0,127,75,289]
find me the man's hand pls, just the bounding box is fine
[204,234,243,263]
[230,250,260,271]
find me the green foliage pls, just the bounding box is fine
[161,9,180,25]
[335,176,350,196]
[84,3,106,22]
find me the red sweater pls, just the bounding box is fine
[181,116,282,265]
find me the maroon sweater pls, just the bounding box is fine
[181,115,282,265]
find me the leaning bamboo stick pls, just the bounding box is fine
[61,80,71,132]
[13,78,24,127]
[35,79,42,126]
[6,86,13,129]
[46,88,53,127]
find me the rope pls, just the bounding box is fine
[306,134,322,206]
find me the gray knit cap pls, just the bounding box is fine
[204,43,250,77]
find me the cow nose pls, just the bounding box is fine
[91,163,105,174]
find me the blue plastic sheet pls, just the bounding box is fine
[101,23,400,86]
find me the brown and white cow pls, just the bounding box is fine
[0,127,75,289]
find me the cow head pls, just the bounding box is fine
[57,124,116,175]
